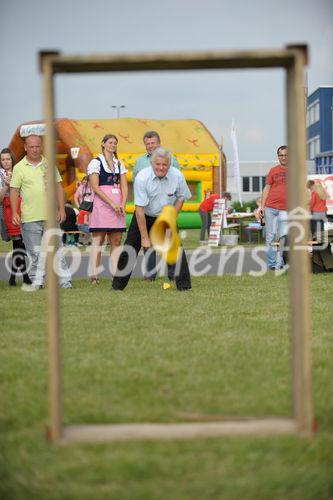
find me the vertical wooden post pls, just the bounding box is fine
[287,48,313,434]
[42,55,63,441]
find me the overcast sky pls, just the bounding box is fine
[1,0,332,161]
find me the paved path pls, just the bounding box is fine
[0,245,267,281]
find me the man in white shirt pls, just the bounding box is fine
[112,148,192,291]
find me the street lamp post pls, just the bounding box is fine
[111,104,125,118]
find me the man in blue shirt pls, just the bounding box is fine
[112,148,192,291]
[133,130,181,281]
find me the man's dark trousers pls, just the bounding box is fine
[144,248,175,281]
[112,212,191,291]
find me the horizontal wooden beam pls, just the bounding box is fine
[60,418,297,444]
[40,48,301,75]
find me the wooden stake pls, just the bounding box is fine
[42,55,63,442]
[287,48,313,434]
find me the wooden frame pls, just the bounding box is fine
[41,46,313,444]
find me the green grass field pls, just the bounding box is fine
[0,273,332,499]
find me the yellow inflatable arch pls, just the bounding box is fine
[9,118,226,228]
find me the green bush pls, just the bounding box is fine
[231,199,258,212]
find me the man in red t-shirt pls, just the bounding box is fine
[258,145,288,270]
[199,190,231,243]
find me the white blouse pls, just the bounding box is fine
[87,154,128,176]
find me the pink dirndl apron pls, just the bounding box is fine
[89,159,126,232]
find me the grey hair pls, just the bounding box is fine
[150,147,171,166]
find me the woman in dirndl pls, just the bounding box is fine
[87,134,128,284]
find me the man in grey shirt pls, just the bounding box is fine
[112,148,192,291]
[133,130,180,280]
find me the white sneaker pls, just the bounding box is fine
[60,283,72,289]
[21,283,42,292]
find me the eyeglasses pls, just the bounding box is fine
[278,154,288,157]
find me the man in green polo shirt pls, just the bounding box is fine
[10,134,72,290]
[132,130,180,181]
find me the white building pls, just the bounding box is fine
[226,160,316,203]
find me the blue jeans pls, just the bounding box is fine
[77,223,89,234]
[199,210,211,241]
[310,212,327,240]
[21,221,72,288]
[264,207,288,269]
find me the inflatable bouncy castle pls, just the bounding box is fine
[8,118,226,228]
